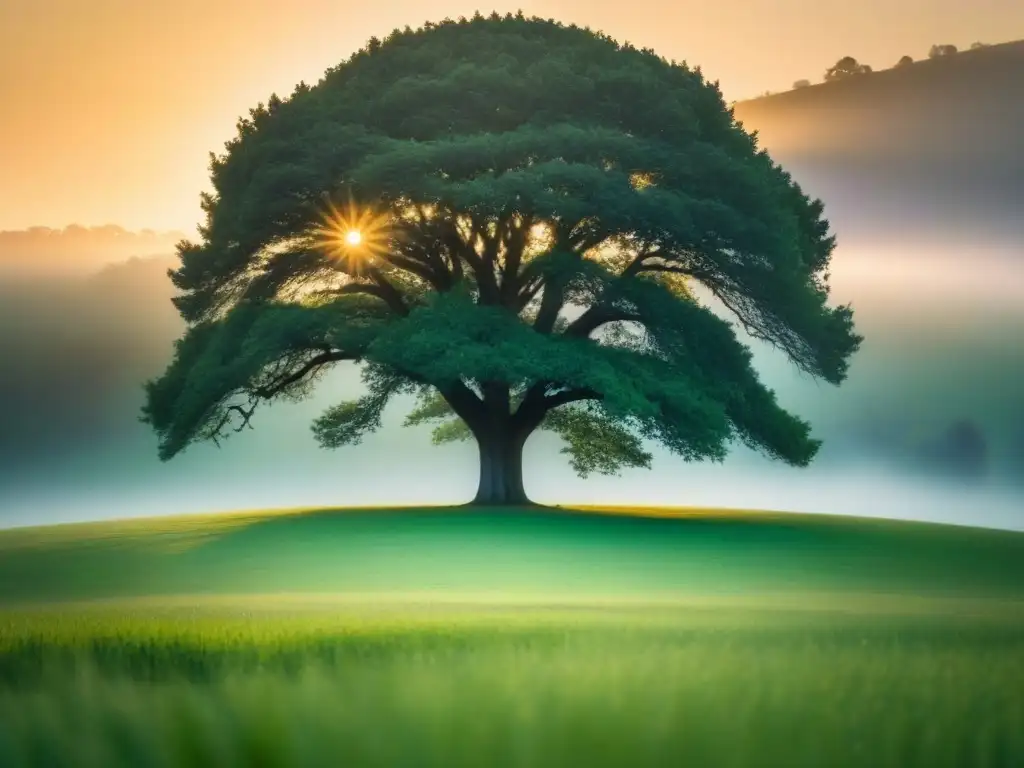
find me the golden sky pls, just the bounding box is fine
[2,0,1021,233]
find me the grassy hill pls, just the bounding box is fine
[732,40,1024,241]
[1,506,1022,607]
[1,507,1022,767]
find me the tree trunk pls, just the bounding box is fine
[472,426,530,506]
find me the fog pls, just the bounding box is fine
[0,225,184,277]
[0,222,1021,530]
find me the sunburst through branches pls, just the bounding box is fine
[314,197,392,273]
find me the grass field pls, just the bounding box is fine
[1,505,1023,767]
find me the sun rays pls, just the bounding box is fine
[314,197,392,271]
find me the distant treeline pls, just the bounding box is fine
[777,40,1001,95]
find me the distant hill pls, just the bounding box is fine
[732,40,1024,244]
[0,225,185,278]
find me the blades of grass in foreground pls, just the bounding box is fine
[0,605,1022,767]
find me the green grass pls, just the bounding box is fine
[1,506,1022,767]
[2,505,1023,604]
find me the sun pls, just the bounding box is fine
[313,197,392,270]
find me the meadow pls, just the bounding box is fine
[1,506,1022,767]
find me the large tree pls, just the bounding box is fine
[142,13,861,506]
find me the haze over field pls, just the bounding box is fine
[2,237,1020,529]
[0,7,1021,530]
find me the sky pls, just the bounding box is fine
[2,0,1022,232]
[0,2,1022,531]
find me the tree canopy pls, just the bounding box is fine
[929,44,959,58]
[824,56,873,80]
[142,13,862,504]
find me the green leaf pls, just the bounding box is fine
[542,404,652,477]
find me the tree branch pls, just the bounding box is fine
[533,278,567,334]
[252,350,352,399]
[436,379,488,430]
[206,347,361,445]
[445,215,500,302]
[336,275,409,316]
[569,227,611,254]
[639,258,812,366]
[500,213,532,306]
[210,401,258,446]
[543,386,602,409]
[621,249,668,278]
[563,306,643,338]
[516,274,545,310]
[379,251,446,291]
[512,381,601,433]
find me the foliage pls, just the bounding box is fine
[895,55,914,68]
[142,14,861,492]
[929,44,959,58]
[824,56,873,80]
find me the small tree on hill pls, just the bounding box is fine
[970,42,989,50]
[895,55,914,68]
[793,79,812,89]
[929,44,958,58]
[824,56,872,81]
[142,15,862,505]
